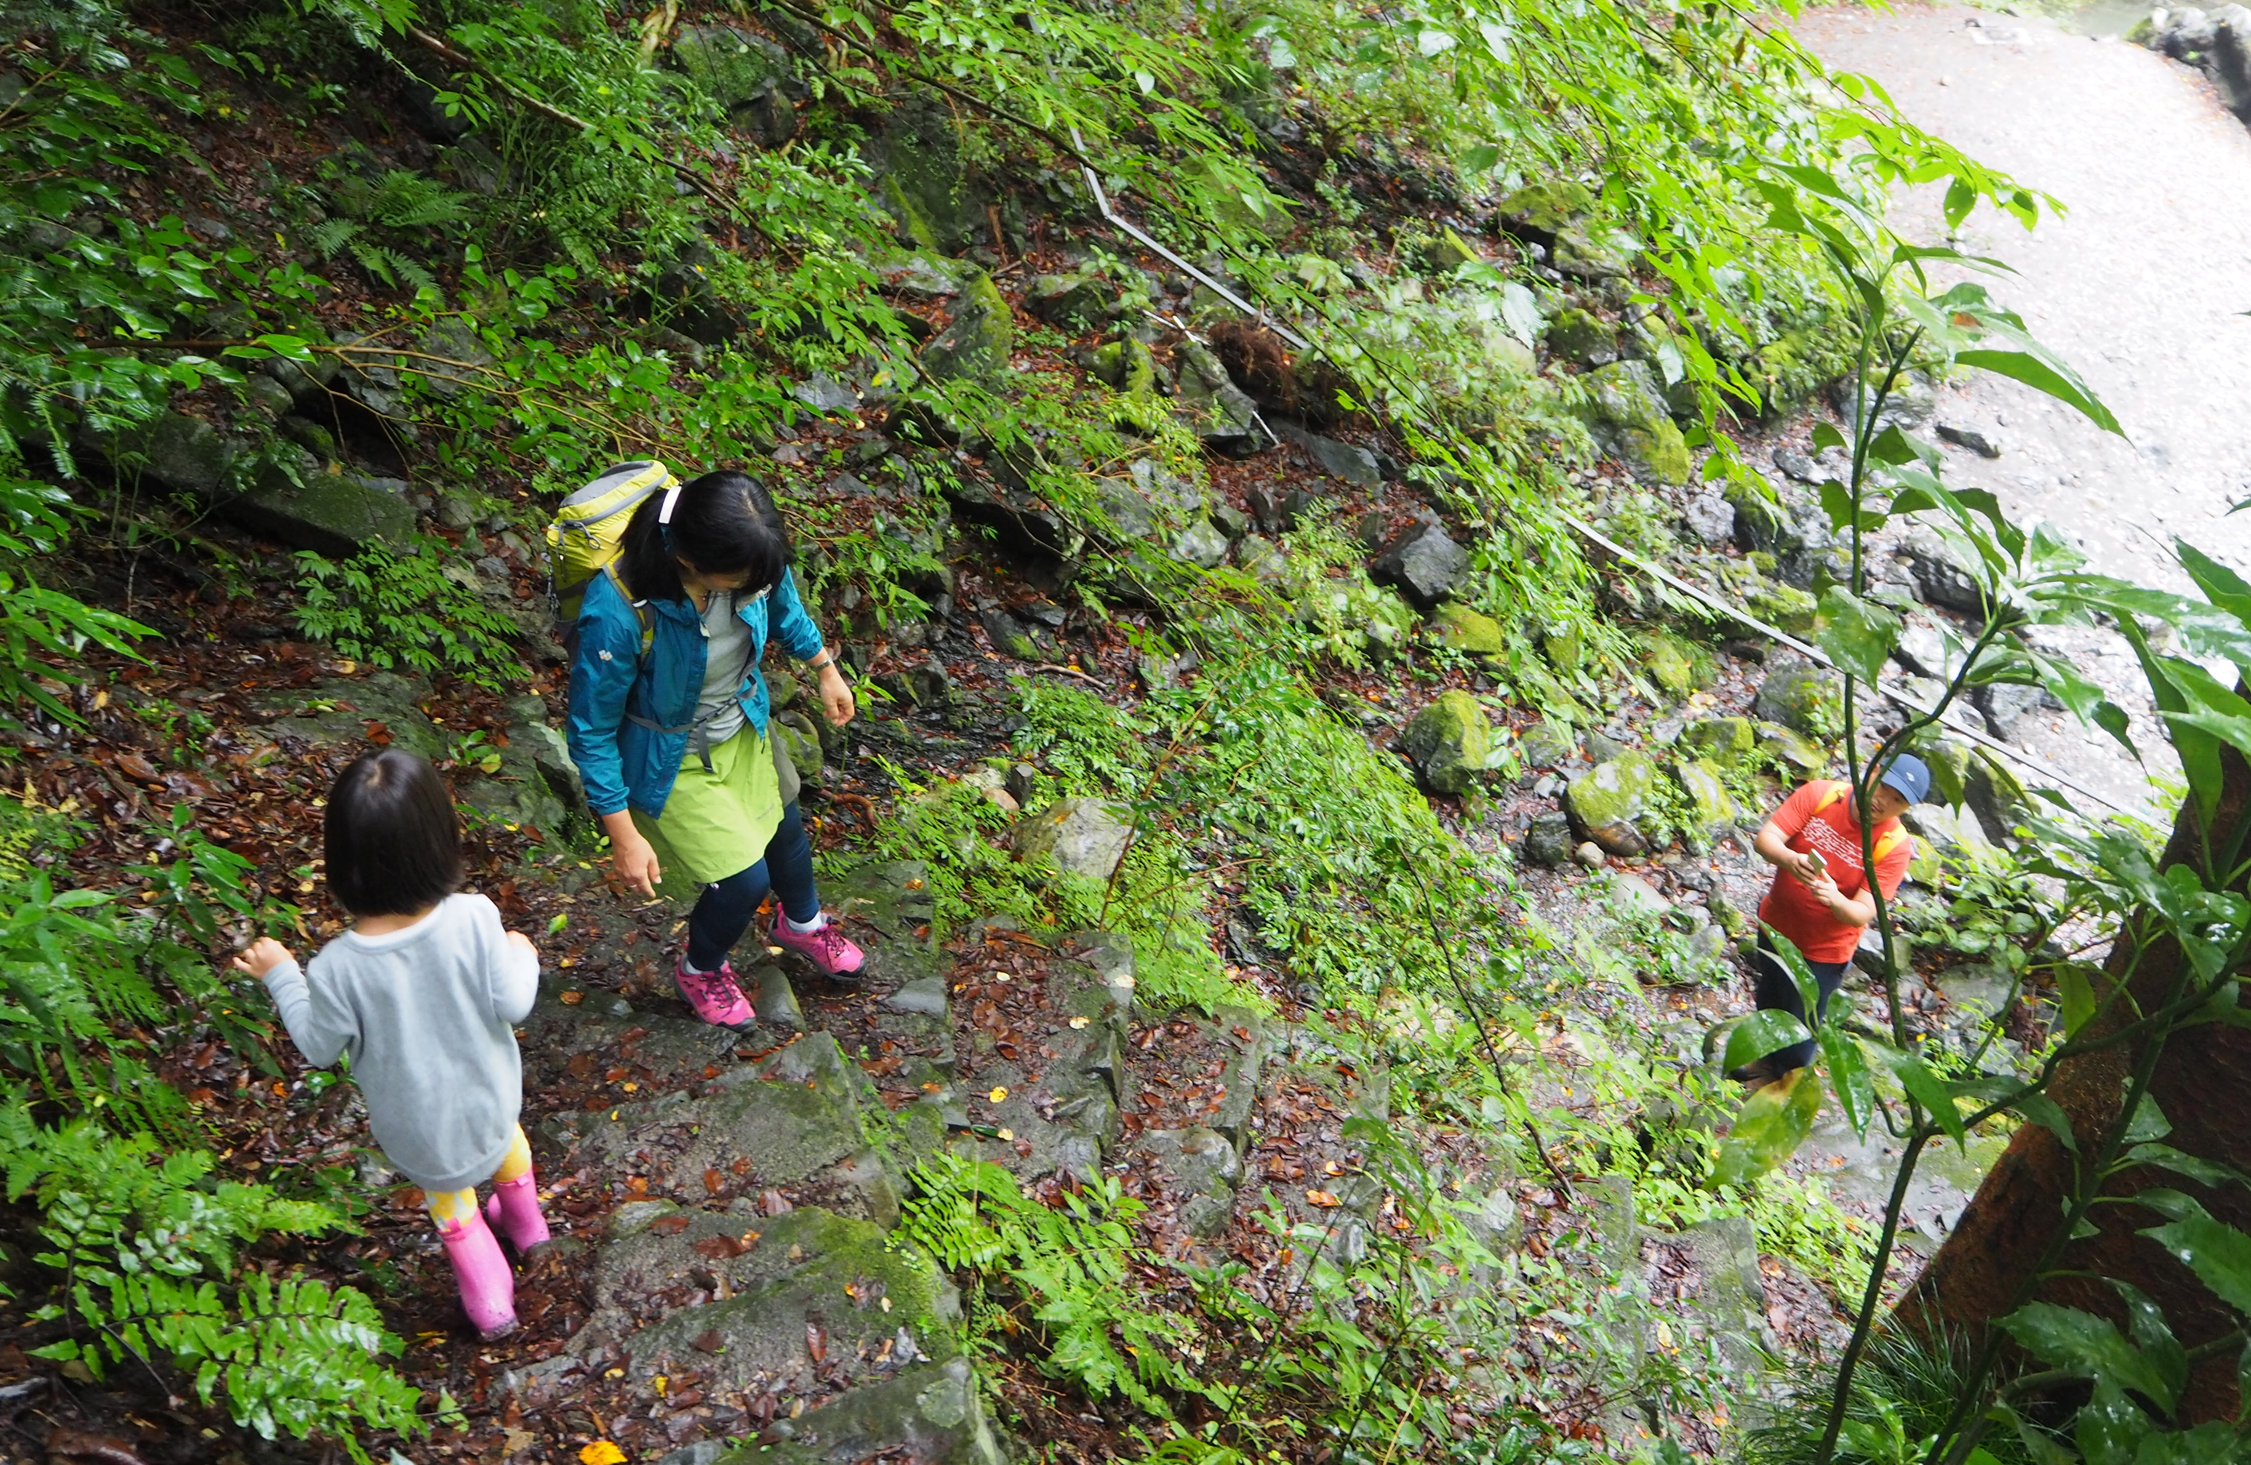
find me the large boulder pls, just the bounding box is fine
[1173,341,1264,458]
[1369,523,1469,610]
[1746,580,1818,638]
[1573,360,1689,485]
[1027,274,1115,331]
[1564,751,1661,856]
[1964,750,2032,843]
[1013,798,1133,881]
[1680,716,1754,768]
[222,450,416,556]
[921,273,1012,384]
[1828,367,1936,433]
[1275,420,1382,486]
[1756,721,1829,777]
[1726,483,1836,589]
[1752,656,1841,741]
[1400,690,1493,796]
[1522,810,1575,868]
[1672,759,1738,847]
[1894,529,1985,615]
[870,89,987,253]
[1429,602,1507,657]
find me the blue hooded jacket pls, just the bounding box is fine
[565,565,825,818]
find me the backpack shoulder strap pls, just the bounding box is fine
[603,561,656,660]
[1811,780,1849,813]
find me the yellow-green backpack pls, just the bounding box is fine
[546,459,674,654]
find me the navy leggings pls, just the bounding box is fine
[685,801,820,972]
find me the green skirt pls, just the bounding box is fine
[632,724,784,889]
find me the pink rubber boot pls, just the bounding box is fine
[674,954,755,1027]
[484,1170,552,1253]
[771,913,865,976]
[436,1205,517,1340]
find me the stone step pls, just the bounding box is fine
[707,1358,1007,1465]
[548,1032,928,1229]
[924,928,1137,1183]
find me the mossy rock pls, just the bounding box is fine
[670,24,793,111]
[1640,631,1711,698]
[1498,179,1598,238]
[1424,227,1483,271]
[1752,660,1841,740]
[1401,690,1493,796]
[1546,306,1620,366]
[1679,716,1754,768]
[225,453,415,556]
[1574,360,1690,485]
[922,272,1012,384]
[1746,581,1818,638]
[1028,273,1116,330]
[1089,337,1163,434]
[1430,602,1508,657]
[871,90,986,253]
[1520,718,1578,768]
[1564,751,1660,856]
[1756,720,1829,776]
[1671,759,1738,842]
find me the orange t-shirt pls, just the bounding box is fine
[1758,780,1912,964]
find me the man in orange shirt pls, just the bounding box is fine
[1729,755,1931,1082]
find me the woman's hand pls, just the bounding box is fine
[600,810,662,897]
[817,663,856,726]
[232,937,295,981]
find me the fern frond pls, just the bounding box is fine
[305,217,359,259]
[367,169,470,228]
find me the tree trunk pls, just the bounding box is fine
[1905,740,2251,1418]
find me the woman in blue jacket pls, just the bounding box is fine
[565,470,864,1028]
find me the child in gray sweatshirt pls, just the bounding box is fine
[233,748,548,1340]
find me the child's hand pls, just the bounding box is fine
[232,938,295,981]
[817,663,856,727]
[504,930,537,960]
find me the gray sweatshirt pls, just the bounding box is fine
[261,893,540,1193]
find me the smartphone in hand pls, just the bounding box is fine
[1805,847,1827,875]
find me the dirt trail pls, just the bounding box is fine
[1790,2,2251,816]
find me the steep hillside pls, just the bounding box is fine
[0,2,2206,1464]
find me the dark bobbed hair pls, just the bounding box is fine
[617,470,792,606]
[324,749,464,917]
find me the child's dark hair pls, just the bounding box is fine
[324,749,463,917]
[618,470,791,605]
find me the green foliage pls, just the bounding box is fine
[901,1151,1213,1418]
[11,1115,425,1461]
[292,536,527,690]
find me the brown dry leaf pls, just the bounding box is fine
[559,991,585,1006]
[1306,1189,1342,1208]
[703,1167,724,1195]
[692,1233,748,1260]
[649,1215,690,1236]
[693,1329,727,1354]
[806,1321,827,1362]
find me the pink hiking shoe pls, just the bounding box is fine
[436,1206,517,1340]
[771,914,865,976]
[674,954,755,1028]
[484,1170,552,1253]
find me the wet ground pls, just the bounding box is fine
[1795,0,2251,817]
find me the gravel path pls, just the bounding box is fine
[1790,3,2251,816]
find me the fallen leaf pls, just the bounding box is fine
[807,1320,827,1362]
[1306,1189,1342,1208]
[693,1329,726,1354]
[649,1215,690,1236]
[503,1427,537,1456]
[1068,1016,1091,1029]
[579,1444,627,1465]
[988,1086,1008,1103]
[560,991,584,1006]
[703,1167,724,1195]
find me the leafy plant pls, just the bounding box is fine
[9,1115,427,1462]
[902,1151,1214,1417]
[309,167,472,294]
[293,535,526,690]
